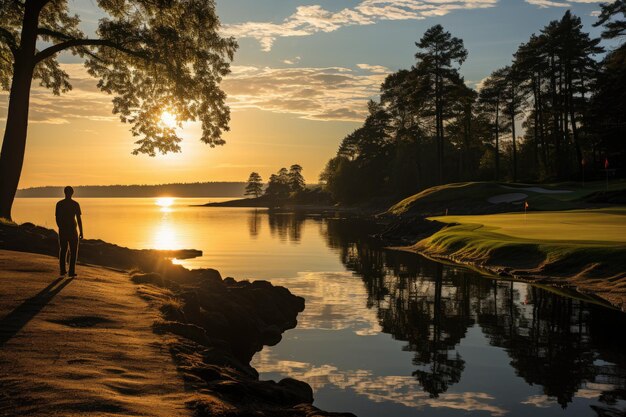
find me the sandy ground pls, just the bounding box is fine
[0,250,191,416]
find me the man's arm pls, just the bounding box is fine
[77,215,83,239]
[55,202,61,229]
[76,203,83,239]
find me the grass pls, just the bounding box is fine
[415,208,626,289]
[430,208,626,244]
[388,180,626,216]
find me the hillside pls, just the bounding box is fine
[388,180,626,217]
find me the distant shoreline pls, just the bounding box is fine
[16,182,247,198]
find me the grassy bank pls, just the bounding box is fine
[389,180,626,217]
[408,208,626,310]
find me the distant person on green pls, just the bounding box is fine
[55,186,83,277]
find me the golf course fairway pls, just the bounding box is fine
[410,208,626,310]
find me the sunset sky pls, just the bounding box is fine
[2,0,608,188]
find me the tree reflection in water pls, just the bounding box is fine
[320,217,626,412]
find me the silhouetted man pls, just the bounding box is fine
[56,186,83,277]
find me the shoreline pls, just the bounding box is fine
[382,213,626,311]
[0,221,355,416]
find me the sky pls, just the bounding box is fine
[1,0,611,188]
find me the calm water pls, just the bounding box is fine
[13,198,626,416]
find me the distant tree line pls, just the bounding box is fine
[321,5,626,203]
[245,165,306,198]
[245,165,331,205]
[17,182,247,198]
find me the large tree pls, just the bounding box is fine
[288,164,305,193]
[414,24,467,184]
[0,0,237,219]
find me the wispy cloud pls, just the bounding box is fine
[0,63,389,127]
[283,56,302,65]
[526,0,602,8]
[224,0,499,51]
[0,64,116,125]
[223,64,390,121]
[253,353,508,416]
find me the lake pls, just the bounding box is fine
[13,197,626,416]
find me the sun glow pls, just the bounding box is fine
[155,197,175,211]
[160,111,177,129]
[152,222,181,250]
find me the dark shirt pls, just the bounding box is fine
[56,199,81,231]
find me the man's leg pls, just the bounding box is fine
[68,232,79,276]
[59,232,68,275]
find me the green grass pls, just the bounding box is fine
[416,208,626,282]
[388,180,626,216]
[431,208,626,244]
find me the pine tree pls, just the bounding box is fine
[244,172,263,198]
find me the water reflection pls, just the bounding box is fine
[254,215,626,416]
[268,212,306,243]
[248,209,262,238]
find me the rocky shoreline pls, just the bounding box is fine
[0,221,355,416]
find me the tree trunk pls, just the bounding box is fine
[511,96,517,183]
[532,75,539,173]
[568,72,582,176]
[436,74,444,185]
[0,4,40,220]
[550,54,561,177]
[495,99,500,181]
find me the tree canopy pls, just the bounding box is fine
[0,0,237,218]
[322,16,623,203]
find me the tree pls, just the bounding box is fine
[414,25,468,184]
[264,168,290,199]
[288,164,305,192]
[0,0,237,219]
[479,68,508,180]
[244,172,263,198]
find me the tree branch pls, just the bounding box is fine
[37,27,73,41]
[34,38,147,64]
[0,27,17,56]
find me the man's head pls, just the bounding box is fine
[64,186,74,198]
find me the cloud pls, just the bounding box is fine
[265,271,383,334]
[252,353,508,415]
[0,62,389,127]
[223,64,391,122]
[283,56,302,65]
[526,0,604,8]
[224,0,499,51]
[0,63,117,125]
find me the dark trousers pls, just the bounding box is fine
[59,229,79,275]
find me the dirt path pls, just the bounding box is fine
[0,250,191,416]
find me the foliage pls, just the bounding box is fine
[323,12,624,204]
[245,172,263,198]
[264,164,309,200]
[0,0,237,155]
[0,0,236,218]
[288,164,306,193]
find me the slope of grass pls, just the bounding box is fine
[389,180,626,217]
[430,208,626,243]
[411,208,626,309]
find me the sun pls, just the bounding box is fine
[155,197,175,208]
[160,111,177,129]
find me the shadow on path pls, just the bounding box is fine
[0,277,75,347]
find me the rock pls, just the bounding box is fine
[278,378,314,404]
